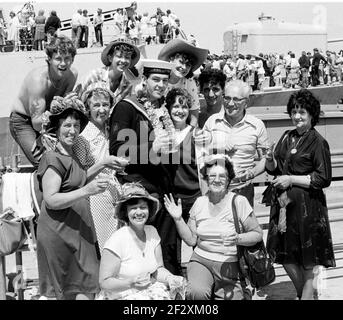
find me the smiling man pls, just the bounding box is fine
[203,79,270,207]
[9,35,77,168]
[198,68,226,128]
[109,59,182,275]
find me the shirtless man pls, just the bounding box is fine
[9,35,78,168]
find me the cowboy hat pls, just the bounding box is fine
[101,40,140,67]
[157,38,208,73]
[80,80,115,106]
[48,96,89,133]
[115,182,160,222]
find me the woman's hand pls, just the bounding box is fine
[271,175,293,190]
[131,273,151,290]
[164,194,182,221]
[221,231,239,246]
[152,131,170,153]
[102,155,129,171]
[193,128,212,146]
[85,176,110,195]
[264,141,276,162]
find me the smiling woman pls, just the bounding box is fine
[98,182,186,300]
[164,153,263,300]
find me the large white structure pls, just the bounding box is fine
[223,15,327,56]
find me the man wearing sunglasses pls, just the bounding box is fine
[202,79,270,207]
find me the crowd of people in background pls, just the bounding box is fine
[1,1,338,302]
[202,48,343,90]
[0,2,185,52]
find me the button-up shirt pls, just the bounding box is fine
[203,109,269,189]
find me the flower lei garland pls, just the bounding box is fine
[138,97,175,134]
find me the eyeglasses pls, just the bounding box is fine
[223,96,247,105]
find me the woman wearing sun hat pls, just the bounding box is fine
[81,40,141,107]
[98,182,185,300]
[36,95,124,300]
[72,81,130,252]
[158,38,209,127]
[109,59,183,275]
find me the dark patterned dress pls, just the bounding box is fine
[36,151,100,299]
[265,128,336,269]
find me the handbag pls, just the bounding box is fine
[0,214,28,256]
[231,194,276,289]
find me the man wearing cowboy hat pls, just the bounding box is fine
[9,35,78,168]
[158,38,209,127]
[109,59,181,275]
[81,40,141,107]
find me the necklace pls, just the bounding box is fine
[290,135,304,154]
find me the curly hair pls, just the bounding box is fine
[199,156,235,183]
[170,53,195,79]
[45,34,76,59]
[286,89,321,127]
[108,43,137,61]
[198,68,227,91]
[165,88,192,125]
[84,89,114,111]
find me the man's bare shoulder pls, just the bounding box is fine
[23,66,49,93]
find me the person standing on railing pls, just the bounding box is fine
[94,8,104,47]
[264,89,336,300]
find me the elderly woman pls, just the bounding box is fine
[73,81,129,252]
[158,38,209,127]
[265,89,336,300]
[98,183,185,300]
[36,96,123,300]
[164,154,263,300]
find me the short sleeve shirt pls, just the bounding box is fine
[190,192,252,262]
[204,111,269,189]
[103,225,161,279]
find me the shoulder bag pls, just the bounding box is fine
[231,194,276,289]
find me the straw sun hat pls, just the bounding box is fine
[115,183,160,222]
[48,96,89,133]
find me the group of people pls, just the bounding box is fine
[8,32,336,300]
[204,48,343,91]
[109,4,184,46]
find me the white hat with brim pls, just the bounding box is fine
[114,183,160,222]
[136,59,173,77]
[101,40,140,67]
[158,38,209,73]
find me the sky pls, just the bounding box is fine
[1,0,343,53]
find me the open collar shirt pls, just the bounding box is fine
[203,109,269,189]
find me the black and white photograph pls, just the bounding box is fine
[0,0,342,304]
